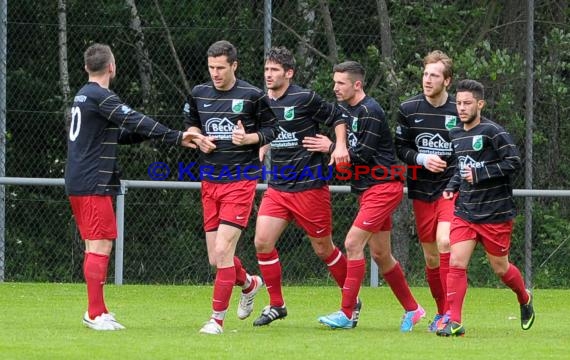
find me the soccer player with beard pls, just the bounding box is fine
[304,61,425,332]
[251,46,353,327]
[394,50,458,331]
[66,43,202,331]
[183,40,279,335]
[438,79,535,336]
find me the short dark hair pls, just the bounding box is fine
[207,40,238,63]
[265,46,296,72]
[333,61,366,85]
[456,79,485,100]
[84,43,113,73]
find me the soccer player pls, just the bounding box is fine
[394,50,457,331]
[65,43,203,331]
[183,40,279,335]
[304,61,425,331]
[252,46,353,327]
[438,79,535,337]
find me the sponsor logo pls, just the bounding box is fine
[204,117,236,140]
[271,126,299,148]
[204,103,212,108]
[414,118,425,123]
[415,133,452,156]
[348,133,358,148]
[458,155,485,170]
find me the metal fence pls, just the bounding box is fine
[3,176,570,289]
[2,1,570,287]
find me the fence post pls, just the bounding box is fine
[114,181,126,285]
[370,257,379,287]
[0,0,7,283]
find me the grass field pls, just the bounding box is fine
[0,283,567,359]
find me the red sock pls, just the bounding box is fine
[383,262,417,311]
[233,256,247,287]
[257,249,283,307]
[439,252,450,312]
[341,259,365,318]
[212,266,235,326]
[426,266,445,315]
[324,247,347,288]
[447,266,467,324]
[83,252,109,319]
[501,263,530,304]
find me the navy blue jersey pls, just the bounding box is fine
[183,79,279,182]
[395,94,458,201]
[445,117,521,223]
[268,84,345,192]
[340,96,402,193]
[65,82,183,196]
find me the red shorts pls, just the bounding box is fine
[413,194,456,243]
[258,186,332,238]
[450,216,514,256]
[201,180,257,231]
[69,195,117,240]
[353,182,403,232]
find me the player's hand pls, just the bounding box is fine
[302,134,332,153]
[423,154,447,173]
[461,166,474,184]
[259,144,270,162]
[442,190,455,200]
[181,130,202,149]
[232,120,248,145]
[330,141,349,166]
[190,133,216,153]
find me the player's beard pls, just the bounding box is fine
[461,112,477,125]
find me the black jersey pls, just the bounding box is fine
[65,82,183,196]
[445,117,521,223]
[183,79,278,182]
[395,94,458,201]
[268,85,345,192]
[340,95,402,193]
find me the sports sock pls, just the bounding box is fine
[212,266,235,326]
[447,266,467,324]
[341,258,365,319]
[83,252,109,319]
[500,263,530,304]
[439,252,450,312]
[426,266,445,315]
[324,247,347,288]
[233,256,247,287]
[257,249,284,307]
[383,262,417,311]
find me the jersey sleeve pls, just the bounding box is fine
[472,129,521,184]
[99,92,182,146]
[254,94,279,146]
[183,93,202,130]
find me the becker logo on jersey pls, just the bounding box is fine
[415,133,452,156]
[271,126,299,148]
[458,155,485,170]
[204,117,236,140]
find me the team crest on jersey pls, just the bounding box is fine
[445,115,457,130]
[472,135,483,151]
[351,117,358,132]
[232,99,244,113]
[284,106,295,121]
